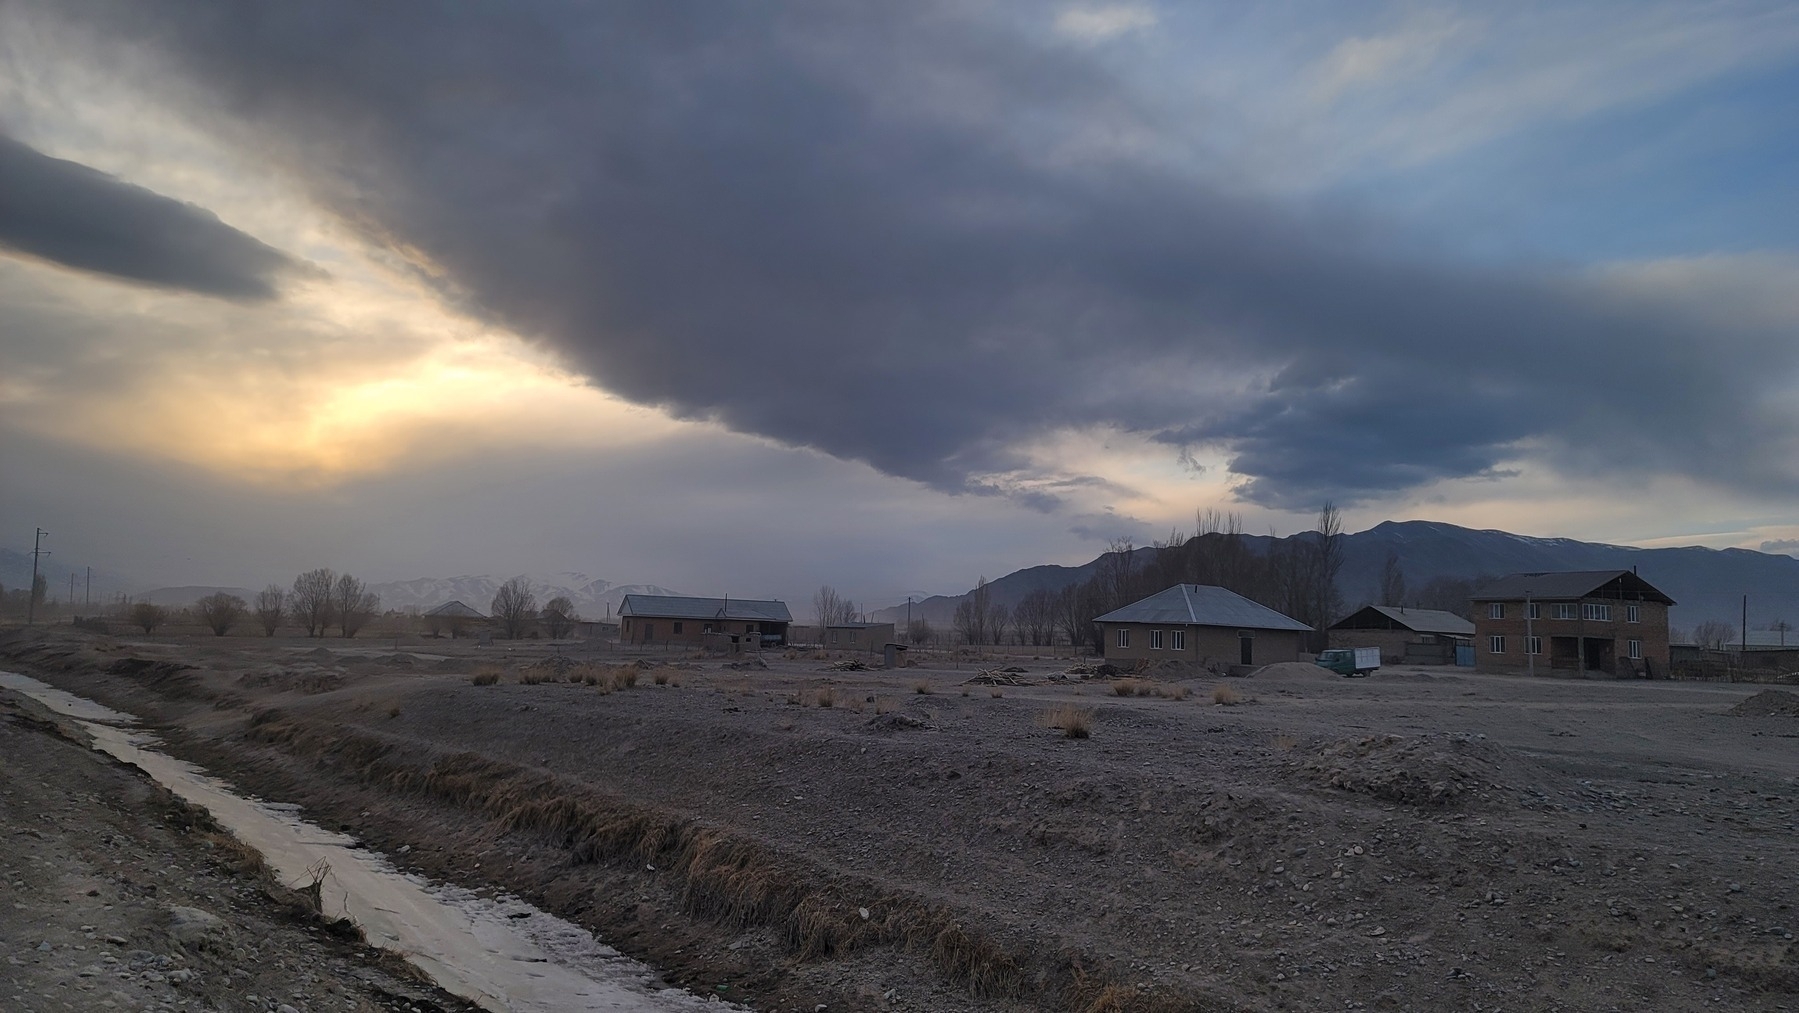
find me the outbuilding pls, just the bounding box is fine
[617,594,792,649]
[1093,584,1311,669]
[1328,605,1474,665]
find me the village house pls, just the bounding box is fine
[1328,605,1474,665]
[789,622,897,652]
[1469,570,1674,678]
[616,594,791,650]
[1093,584,1311,669]
[422,600,487,638]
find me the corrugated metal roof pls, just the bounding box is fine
[1471,570,1675,605]
[1330,604,1473,636]
[617,594,792,623]
[1093,584,1312,631]
[424,600,486,618]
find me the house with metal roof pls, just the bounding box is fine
[1328,605,1474,665]
[1092,584,1311,669]
[422,600,488,638]
[1469,570,1673,678]
[617,594,791,648]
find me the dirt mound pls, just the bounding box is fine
[304,647,336,662]
[1729,689,1799,717]
[524,655,577,676]
[237,669,347,695]
[725,656,769,670]
[1252,661,1336,682]
[375,653,420,667]
[864,712,931,732]
[1293,733,1548,808]
[1064,662,1118,678]
[825,659,871,672]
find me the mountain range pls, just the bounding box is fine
[869,520,1799,631]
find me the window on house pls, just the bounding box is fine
[1488,603,1505,620]
[673,622,683,634]
[644,623,655,639]
[1552,604,1578,620]
[831,631,839,644]
[746,623,758,633]
[1526,603,1541,620]
[1526,636,1542,655]
[1583,603,1612,622]
[1627,605,1640,623]
[1628,639,1642,659]
[1489,635,1506,654]
[1118,628,1130,649]
[703,623,714,635]
[1170,630,1185,651]
[1150,629,1163,649]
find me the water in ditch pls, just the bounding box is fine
[0,670,741,1012]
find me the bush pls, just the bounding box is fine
[1035,705,1092,739]
[913,681,934,695]
[1212,684,1243,706]
[470,671,501,686]
[815,686,836,708]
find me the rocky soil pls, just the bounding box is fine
[0,686,481,1013]
[4,629,1798,1011]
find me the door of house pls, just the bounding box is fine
[1238,633,1254,666]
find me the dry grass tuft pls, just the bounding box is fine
[1111,678,1148,697]
[875,697,900,715]
[1036,705,1092,739]
[515,670,548,686]
[613,667,639,690]
[1271,731,1299,750]
[990,687,1004,698]
[1212,683,1243,706]
[470,670,501,686]
[813,686,836,708]
[385,703,402,719]
[913,681,934,695]
[1157,683,1192,701]
[653,669,671,685]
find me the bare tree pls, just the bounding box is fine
[811,585,860,627]
[332,574,380,638]
[1377,550,1406,607]
[906,617,934,646]
[291,568,337,638]
[196,592,247,637]
[491,578,538,639]
[254,585,285,637]
[129,602,167,634]
[542,596,579,639]
[989,602,1013,646]
[1693,619,1736,651]
[1770,618,1793,647]
[1015,587,1057,646]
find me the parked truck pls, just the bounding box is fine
[1315,646,1380,677]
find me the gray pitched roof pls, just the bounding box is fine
[1331,605,1474,636]
[1471,570,1675,605]
[424,600,486,618]
[1093,584,1312,632]
[617,594,792,623]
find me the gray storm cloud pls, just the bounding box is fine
[36,1,1799,507]
[0,133,298,301]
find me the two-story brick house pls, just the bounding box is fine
[1469,570,1674,678]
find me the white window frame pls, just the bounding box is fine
[1150,629,1163,650]
[1552,604,1578,620]
[1627,605,1640,623]
[1526,636,1542,655]
[1527,602,1541,620]
[1117,628,1130,649]
[1489,635,1506,654]
[1488,603,1505,620]
[1583,603,1613,622]
[1628,639,1642,659]
[1170,629,1185,651]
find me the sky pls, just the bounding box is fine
[4,0,1799,609]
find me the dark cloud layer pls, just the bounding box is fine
[0,133,297,300]
[45,1,1799,506]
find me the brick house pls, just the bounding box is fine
[1469,570,1674,678]
[1327,605,1474,664]
[1093,584,1311,669]
[617,594,791,649]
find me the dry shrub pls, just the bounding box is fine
[990,687,1003,698]
[875,697,900,715]
[1111,678,1148,697]
[653,669,671,685]
[386,703,402,719]
[814,685,836,708]
[470,670,502,686]
[913,681,934,695]
[1212,683,1243,706]
[516,670,547,686]
[1036,705,1092,739]
[1156,684,1192,701]
[613,667,639,690]
[1271,731,1299,750]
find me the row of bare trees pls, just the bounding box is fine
[487,577,579,640]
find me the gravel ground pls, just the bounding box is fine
[0,687,482,1013]
[5,628,1798,1011]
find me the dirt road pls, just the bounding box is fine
[4,628,1797,1011]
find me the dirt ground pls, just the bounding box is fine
[4,627,1798,1011]
[0,682,483,1013]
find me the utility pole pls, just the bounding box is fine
[68,573,76,617]
[1743,594,1749,655]
[26,528,47,626]
[907,596,913,642]
[85,567,91,609]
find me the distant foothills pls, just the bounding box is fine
[4,519,1798,630]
